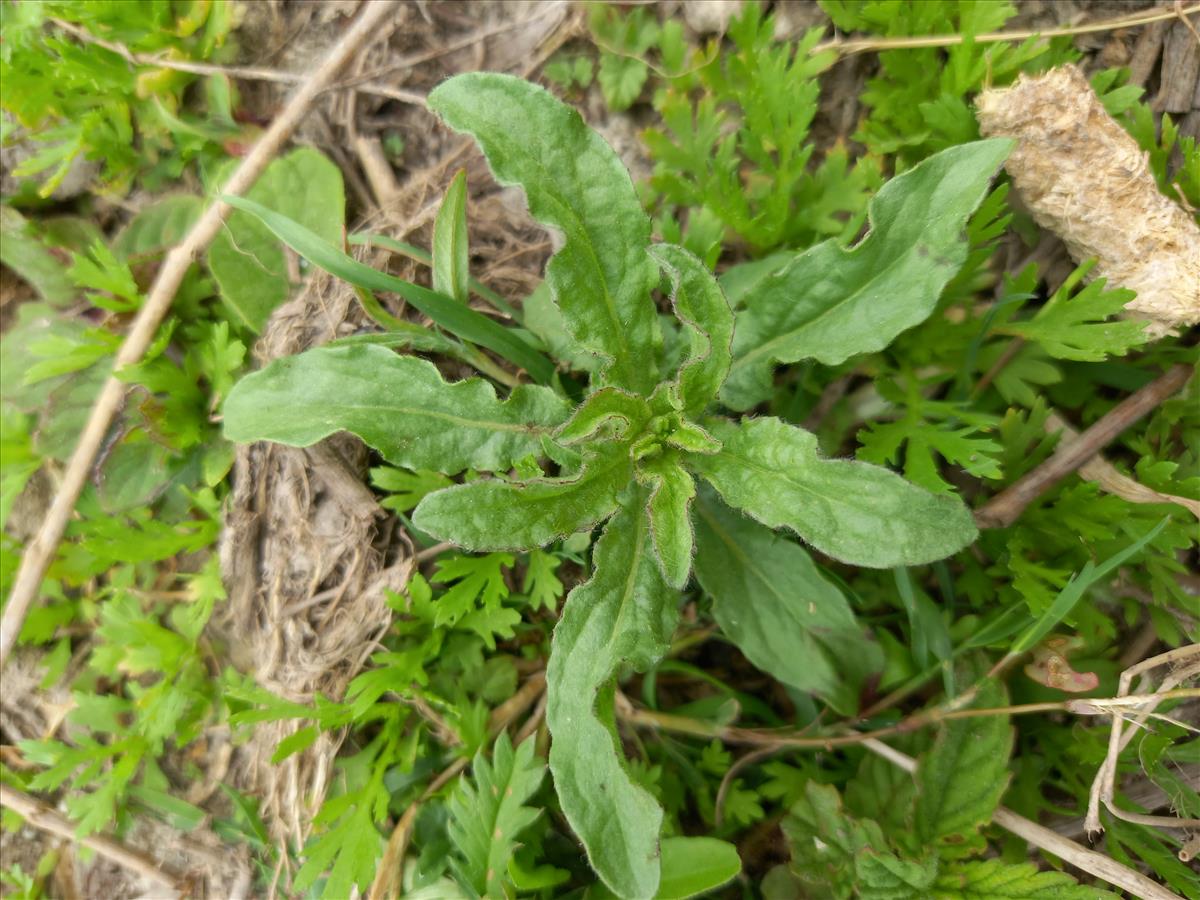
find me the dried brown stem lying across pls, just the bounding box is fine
[0,784,185,895]
[860,741,1181,900]
[0,0,401,670]
[974,363,1193,529]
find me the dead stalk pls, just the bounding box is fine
[0,784,186,895]
[0,0,402,670]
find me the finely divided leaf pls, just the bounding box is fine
[692,489,880,714]
[546,492,679,898]
[413,444,631,551]
[690,418,978,567]
[222,344,568,473]
[649,244,734,416]
[722,140,1012,409]
[916,675,1013,856]
[1007,276,1147,361]
[448,733,545,898]
[932,860,1121,899]
[639,456,697,588]
[428,72,661,393]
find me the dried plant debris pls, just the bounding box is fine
[976,64,1200,337]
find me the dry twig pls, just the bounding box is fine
[0,0,402,669]
[974,364,1193,529]
[0,784,185,895]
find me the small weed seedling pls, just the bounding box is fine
[224,72,1011,896]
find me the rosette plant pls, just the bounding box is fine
[223,72,1009,897]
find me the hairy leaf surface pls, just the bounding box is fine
[690,418,978,566]
[639,456,696,588]
[546,493,678,898]
[413,444,630,551]
[556,387,651,446]
[222,344,568,473]
[428,72,661,393]
[649,244,734,415]
[722,140,1011,409]
[693,489,881,713]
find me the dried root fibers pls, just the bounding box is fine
[976,64,1200,337]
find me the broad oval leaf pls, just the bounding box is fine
[220,195,555,383]
[657,836,741,899]
[209,148,344,333]
[412,445,631,551]
[648,244,733,416]
[692,489,881,714]
[428,72,661,393]
[546,491,678,898]
[722,139,1012,409]
[222,344,568,473]
[638,456,696,589]
[689,418,978,566]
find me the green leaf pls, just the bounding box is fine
[638,456,696,589]
[915,674,1012,856]
[0,205,77,305]
[208,148,344,332]
[370,465,453,514]
[556,387,651,446]
[690,418,978,567]
[932,860,1121,899]
[220,195,555,383]
[428,72,661,393]
[413,444,631,551]
[649,244,734,416]
[657,836,742,899]
[546,490,678,898]
[597,53,649,111]
[222,344,569,473]
[1006,270,1147,362]
[448,733,546,897]
[522,549,564,612]
[723,139,1012,409]
[433,169,470,303]
[111,195,202,259]
[693,489,881,713]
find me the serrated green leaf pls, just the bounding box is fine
[370,466,453,514]
[428,72,661,393]
[932,860,1121,899]
[597,53,649,111]
[657,836,741,899]
[1006,273,1147,362]
[413,444,630,551]
[638,456,696,588]
[649,244,734,417]
[433,169,469,303]
[208,147,344,332]
[546,491,678,898]
[448,733,545,897]
[522,549,564,612]
[220,194,555,382]
[690,418,978,567]
[692,488,880,714]
[222,344,568,473]
[915,675,1012,855]
[722,140,1011,409]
